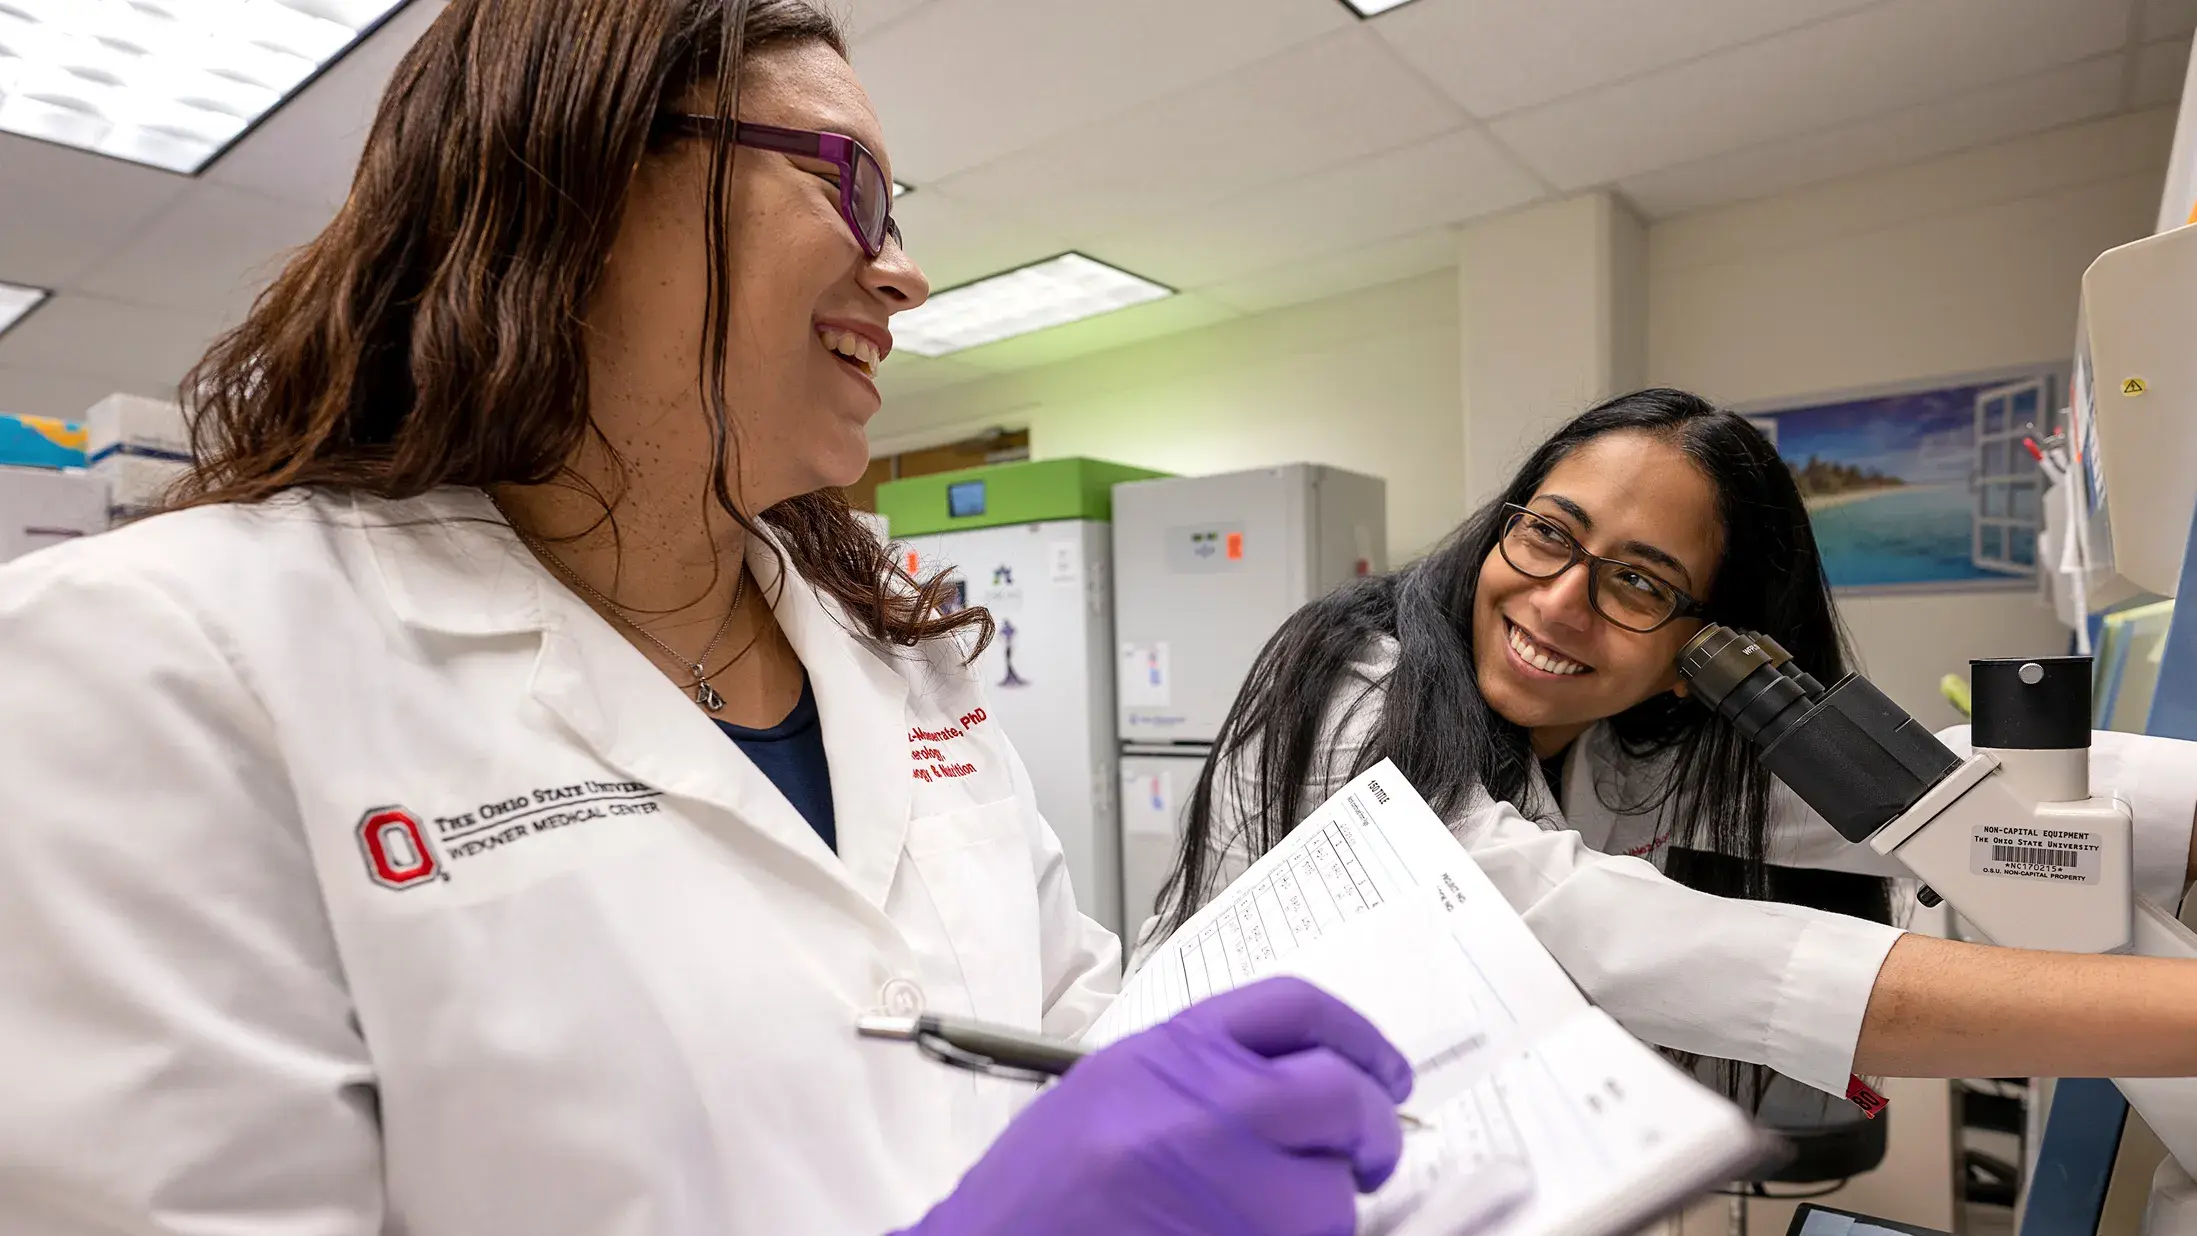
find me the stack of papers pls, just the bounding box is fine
[1087,760,1774,1236]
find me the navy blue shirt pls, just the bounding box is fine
[715,676,837,852]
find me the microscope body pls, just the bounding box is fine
[1868,744,2135,955]
[1678,628,2197,1232]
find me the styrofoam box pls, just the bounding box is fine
[85,393,190,462]
[0,466,109,565]
[95,454,191,516]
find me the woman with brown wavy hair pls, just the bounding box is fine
[0,4,1419,1235]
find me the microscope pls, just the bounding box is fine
[1678,625,2197,1233]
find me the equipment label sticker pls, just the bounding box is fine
[1970,823,2103,885]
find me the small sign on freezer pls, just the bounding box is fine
[1124,767,1175,836]
[1119,641,1171,707]
[1048,540,1080,586]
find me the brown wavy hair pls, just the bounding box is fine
[172,0,988,654]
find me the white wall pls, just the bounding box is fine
[872,269,1468,559]
[1457,193,1646,507]
[1648,107,2176,728]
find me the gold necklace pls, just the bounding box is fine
[499,509,748,713]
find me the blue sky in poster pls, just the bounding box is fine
[1769,385,1986,485]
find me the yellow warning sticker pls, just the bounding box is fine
[2122,377,2147,396]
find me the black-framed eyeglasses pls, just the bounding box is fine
[1496,504,1706,634]
[656,116,902,258]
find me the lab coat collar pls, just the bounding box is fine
[361,487,914,915]
[355,487,546,636]
[742,528,913,911]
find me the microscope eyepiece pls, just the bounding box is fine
[1675,623,1960,843]
[1748,631,1827,698]
[1675,625,1816,750]
[1676,626,1768,710]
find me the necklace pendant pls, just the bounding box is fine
[692,669,725,713]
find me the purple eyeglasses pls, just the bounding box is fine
[658,115,902,258]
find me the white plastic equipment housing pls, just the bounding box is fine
[1866,754,2197,1217]
[1871,754,2134,955]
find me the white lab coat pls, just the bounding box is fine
[0,487,1121,1236]
[1182,637,1902,1097]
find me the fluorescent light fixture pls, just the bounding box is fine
[1336,0,1425,15]
[0,280,47,338]
[893,252,1173,358]
[0,0,412,174]
[891,179,912,198]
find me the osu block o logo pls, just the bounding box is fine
[358,807,440,889]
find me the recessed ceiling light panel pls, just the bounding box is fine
[0,280,47,338]
[892,252,1173,358]
[1337,0,1424,15]
[0,0,410,174]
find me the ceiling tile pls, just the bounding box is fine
[851,0,1351,182]
[205,0,449,209]
[894,187,1075,292]
[1085,127,1544,290]
[932,26,1466,239]
[1647,105,2177,273]
[1620,52,2130,218]
[0,296,224,389]
[2143,0,2197,41]
[72,185,337,318]
[0,136,190,291]
[1201,227,1458,315]
[2134,37,2194,108]
[1489,0,2135,190]
[1375,0,1883,119]
[0,365,160,422]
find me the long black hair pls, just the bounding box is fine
[1156,388,1886,935]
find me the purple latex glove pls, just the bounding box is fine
[898,976,1415,1236]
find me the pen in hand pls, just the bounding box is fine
[855,1011,1432,1129]
[857,1011,1085,1077]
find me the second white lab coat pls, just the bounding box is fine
[1181,637,2197,1097]
[1183,637,1902,1096]
[0,487,1121,1236]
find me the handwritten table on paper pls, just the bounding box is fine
[1166,819,1385,1002]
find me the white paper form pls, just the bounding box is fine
[1087,760,1765,1236]
[1383,1010,1761,1236]
[1084,760,1583,1066]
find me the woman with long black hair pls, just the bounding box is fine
[1154,388,2197,1100]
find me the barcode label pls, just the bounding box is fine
[1971,824,2102,885]
[1990,843,2078,869]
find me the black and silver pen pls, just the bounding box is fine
[855,1010,1431,1129]
[856,1011,1086,1078]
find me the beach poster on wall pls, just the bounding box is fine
[1750,370,2061,592]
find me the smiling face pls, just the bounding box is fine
[1471,430,1725,756]
[583,39,927,513]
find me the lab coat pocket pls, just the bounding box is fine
[905,797,1045,1028]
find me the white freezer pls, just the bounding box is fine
[1111,464,1385,745]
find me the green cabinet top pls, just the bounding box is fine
[876,457,1170,535]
